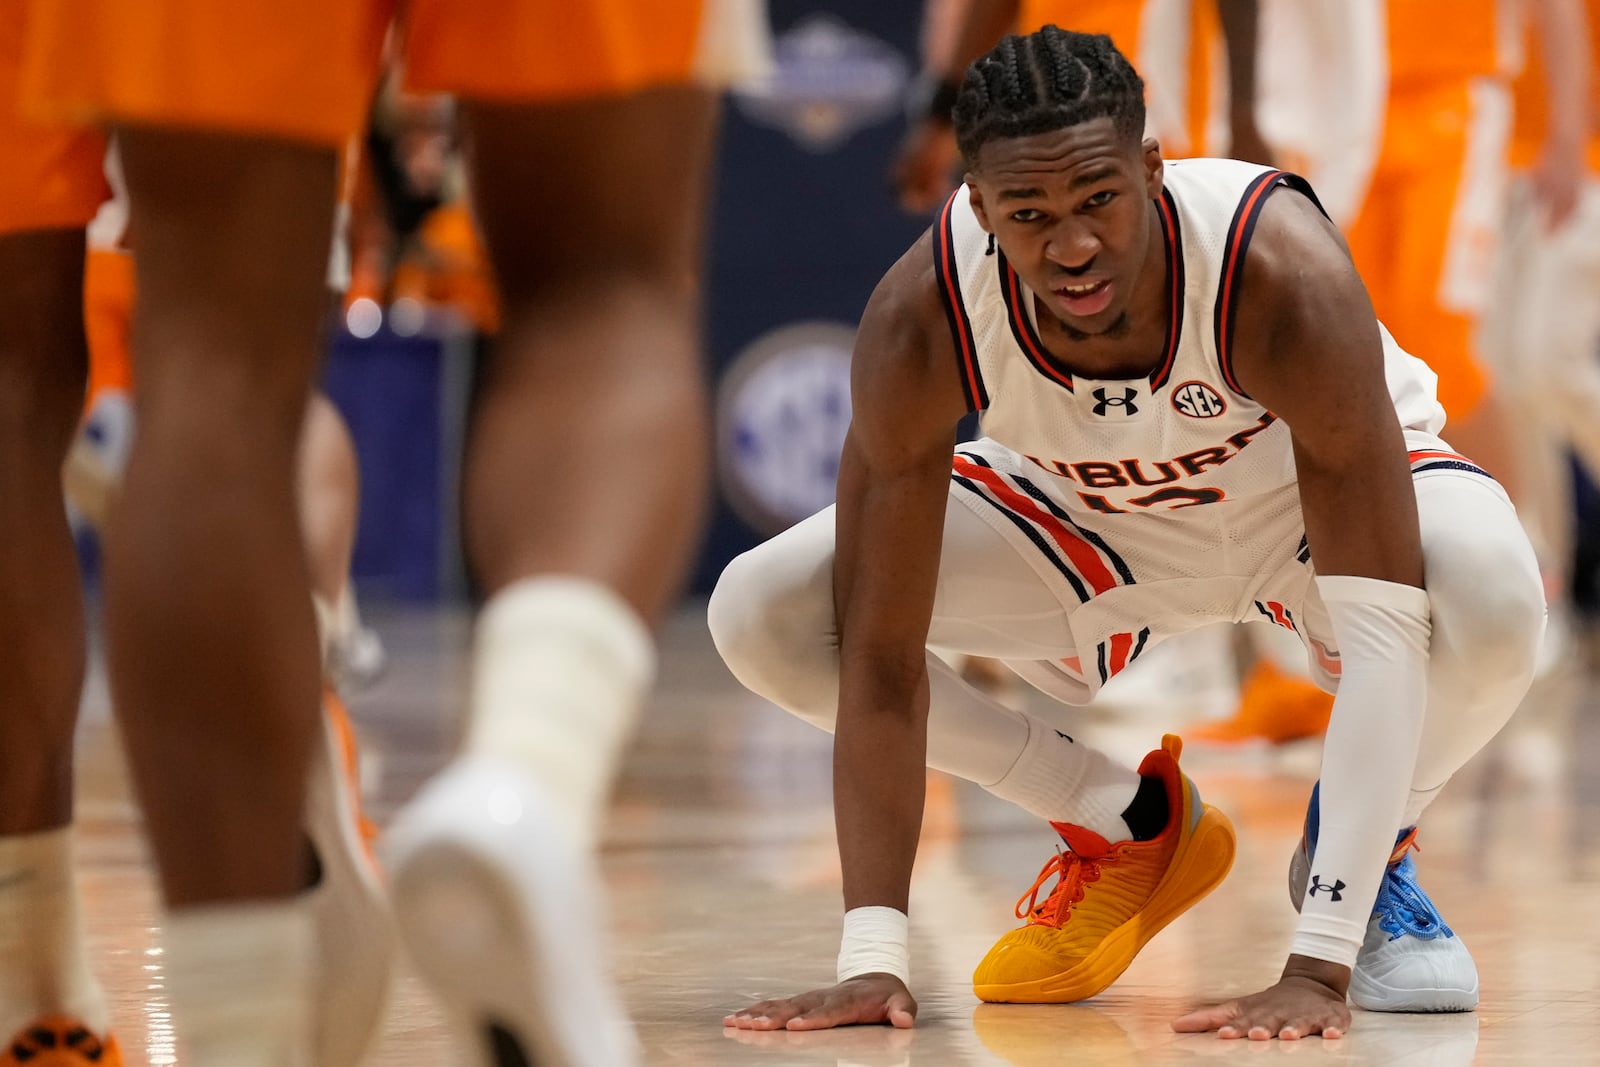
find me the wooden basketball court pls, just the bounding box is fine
[73,605,1599,1065]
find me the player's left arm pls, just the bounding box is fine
[1231,187,1422,588]
[1174,184,1430,1039]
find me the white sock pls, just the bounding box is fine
[467,577,656,844]
[985,718,1143,842]
[162,899,314,1067]
[0,828,108,1041]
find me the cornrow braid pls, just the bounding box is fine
[953,26,1146,168]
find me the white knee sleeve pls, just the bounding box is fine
[707,508,842,725]
[1412,474,1545,795]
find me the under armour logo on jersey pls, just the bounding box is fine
[1091,387,1139,417]
[1171,380,1227,418]
[1307,875,1345,902]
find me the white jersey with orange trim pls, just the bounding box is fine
[936,157,1444,519]
[931,158,1456,700]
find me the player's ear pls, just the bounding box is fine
[1142,138,1164,199]
[967,181,994,233]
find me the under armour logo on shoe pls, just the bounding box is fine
[1308,875,1345,902]
[1091,387,1139,417]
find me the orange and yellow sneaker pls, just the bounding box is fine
[1,1016,122,1066]
[972,735,1236,1003]
[1189,660,1333,746]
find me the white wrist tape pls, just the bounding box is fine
[836,906,910,984]
[1290,575,1430,968]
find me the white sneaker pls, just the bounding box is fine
[385,757,639,1067]
[1288,784,1478,1013]
[1345,852,1479,1013]
[305,691,397,1067]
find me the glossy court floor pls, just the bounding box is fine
[71,604,1600,1065]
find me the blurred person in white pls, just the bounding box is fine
[17,1,767,1066]
[1480,0,1597,638]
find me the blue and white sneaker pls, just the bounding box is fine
[1287,782,1479,1013]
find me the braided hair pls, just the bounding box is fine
[953,26,1145,168]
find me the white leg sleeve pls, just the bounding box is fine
[1408,473,1545,813]
[708,496,1137,825]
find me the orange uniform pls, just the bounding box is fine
[1342,0,1518,422]
[1019,0,1223,157]
[388,204,502,336]
[83,247,135,403]
[20,0,732,149]
[0,2,107,235]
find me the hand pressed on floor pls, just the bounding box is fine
[1172,974,1351,1040]
[723,973,917,1031]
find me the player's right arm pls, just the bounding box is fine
[723,230,970,1032]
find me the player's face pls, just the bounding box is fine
[968,119,1163,337]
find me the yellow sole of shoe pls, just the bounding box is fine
[973,804,1237,1003]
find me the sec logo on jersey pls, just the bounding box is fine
[1171,380,1227,419]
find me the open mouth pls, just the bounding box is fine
[1052,278,1114,316]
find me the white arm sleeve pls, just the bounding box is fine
[1289,575,1431,968]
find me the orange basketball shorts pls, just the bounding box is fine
[0,1,108,235]
[20,0,721,148]
[1344,77,1511,421]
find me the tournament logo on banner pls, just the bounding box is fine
[733,14,909,152]
[717,322,855,535]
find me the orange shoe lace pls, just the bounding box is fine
[1389,826,1420,867]
[1014,847,1105,928]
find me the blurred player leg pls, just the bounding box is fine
[300,389,386,686]
[0,229,123,1066]
[386,83,719,1067]
[19,0,395,1060]
[104,128,338,1067]
[65,191,393,1067]
[299,386,393,1067]
[0,5,120,1058]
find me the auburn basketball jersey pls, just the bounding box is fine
[933,157,1446,520]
